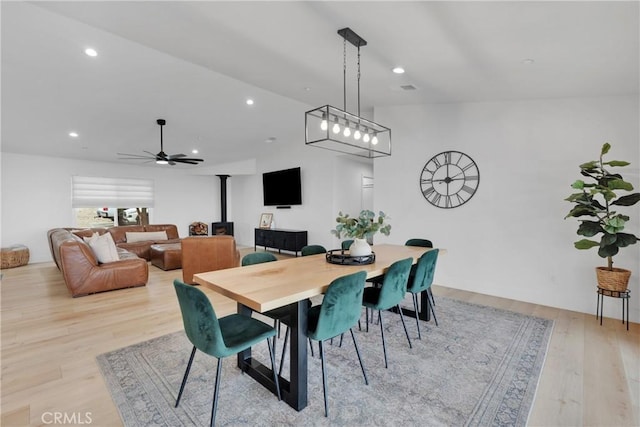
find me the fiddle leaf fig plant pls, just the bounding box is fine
[565,142,640,269]
[331,210,391,240]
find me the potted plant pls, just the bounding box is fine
[565,142,639,291]
[331,210,391,256]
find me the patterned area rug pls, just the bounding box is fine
[97,297,553,426]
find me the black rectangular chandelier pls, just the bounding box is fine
[305,28,391,158]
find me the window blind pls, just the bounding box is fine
[71,176,154,208]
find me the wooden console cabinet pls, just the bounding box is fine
[254,228,308,256]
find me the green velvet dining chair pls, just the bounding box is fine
[241,252,290,334]
[242,252,315,371]
[173,279,281,427]
[406,249,439,338]
[301,245,327,256]
[307,270,369,417]
[241,251,278,266]
[362,257,413,368]
[405,238,436,307]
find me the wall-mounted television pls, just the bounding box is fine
[263,167,302,207]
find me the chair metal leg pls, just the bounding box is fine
[319,340,329,417]
[378,311,388,369]
[397,304,413,349]
[428,287,436,306]
[267,337,282,401]
[412,293,421,339]
[175,345,197,407]
[428,294,439,326]
[278,327,290,377]
[350,328,368,385]
[339,333,344,347]
[309,338,315,357]
[278,328,315,377]
[366,307,370,332]
[210,357,223,427]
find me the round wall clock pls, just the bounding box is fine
[419,150,480,208]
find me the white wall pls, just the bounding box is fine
[229,138,373,251]
[1,153,219,263]
[374,95,640,322]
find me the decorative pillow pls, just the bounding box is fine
[125,231,168,243]
[84,232,119,263]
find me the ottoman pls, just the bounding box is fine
[150,243,182,271]
[1,245,30,269]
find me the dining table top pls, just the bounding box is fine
[194,244,441,312]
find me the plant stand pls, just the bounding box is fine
[596,286,630,331]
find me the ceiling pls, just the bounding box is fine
[2,1,638,168]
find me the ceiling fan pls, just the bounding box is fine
[118,119,204,165]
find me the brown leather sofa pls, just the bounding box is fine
[181,236,241,284]
[48,228,149,297]
[71,224,181,260]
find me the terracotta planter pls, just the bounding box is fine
[595,266,631,292]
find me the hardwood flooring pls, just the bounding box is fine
[1,249,638,426]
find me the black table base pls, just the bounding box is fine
[237,300,308,411]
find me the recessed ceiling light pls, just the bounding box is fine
[246,99,254,105]
[522,58,535,65]
[69,131,79,138]
[392,67,405,74]
[191,149,199,154]
[84,48,98,57]
[265,137,277,144]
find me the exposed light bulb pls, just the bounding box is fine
[372,134,379,145]
[354,129,361,140]
[343,120,351,137]
[320,112,328,131]
[332,123,341,134]
[363,133,370,143]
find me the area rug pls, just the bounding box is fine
[97,297,553,426]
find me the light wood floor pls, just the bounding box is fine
[1,250,638,426]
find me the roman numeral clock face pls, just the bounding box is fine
[420,151,480,208]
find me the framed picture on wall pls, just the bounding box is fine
[259,213,273,229]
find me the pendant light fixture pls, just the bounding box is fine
[305,28,391,158]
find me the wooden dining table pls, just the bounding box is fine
[194,243,439,411]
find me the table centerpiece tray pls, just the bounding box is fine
[326,249,375,265]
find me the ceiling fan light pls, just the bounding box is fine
[156,159,168,165]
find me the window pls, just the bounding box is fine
[72,176,154,228]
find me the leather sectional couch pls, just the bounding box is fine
[47,224,179,297]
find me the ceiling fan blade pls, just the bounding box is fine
[118,153,155,159]
[118,119,204,166]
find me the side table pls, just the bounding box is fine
[596,287,630,331]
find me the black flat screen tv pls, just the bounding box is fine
[263,167,302,206]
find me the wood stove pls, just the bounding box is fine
[213,175,234,236]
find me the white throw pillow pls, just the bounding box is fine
[125,231,168,243]
[84,232,120,263]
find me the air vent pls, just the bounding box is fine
[400,84,418,91]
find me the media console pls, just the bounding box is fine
[254,228,308,257]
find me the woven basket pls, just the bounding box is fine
[595,266,631,292]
